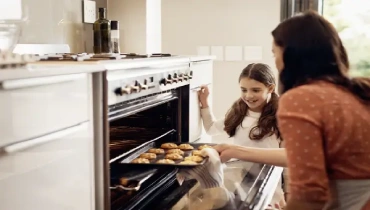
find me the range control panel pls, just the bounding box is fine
[107,65,192,105]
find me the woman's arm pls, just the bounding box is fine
[224,146,288,167]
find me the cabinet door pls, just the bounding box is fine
[189,88,202,142]
[189,84,214,142]
[0,73,90,147]
[190,61,213,89]
[0,122,94,210]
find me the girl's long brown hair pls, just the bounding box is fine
[224,63,280,140]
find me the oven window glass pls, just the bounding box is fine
[109,99,178,160]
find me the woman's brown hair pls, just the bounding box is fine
[224,63,280,140]
[272,10,370,101]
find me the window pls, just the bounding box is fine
[323,0,370,76]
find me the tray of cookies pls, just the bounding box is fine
[120,142,216,167]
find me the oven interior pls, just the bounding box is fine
[108,88,189,210]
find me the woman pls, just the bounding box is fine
[198,63,285,207]
[214,11,370,210]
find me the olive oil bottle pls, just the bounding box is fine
[93,8,111,54]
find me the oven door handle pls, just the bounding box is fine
[0,121,88,155]
[109,94,178,121]
[0,74,86,90]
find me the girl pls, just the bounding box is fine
[198,63,285,208]
[214,11,370,210]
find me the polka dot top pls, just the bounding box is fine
[277,81,370,204]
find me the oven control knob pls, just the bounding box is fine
[177,73,183,82]
[114,86,131,95]
[140,80,148,90]
[183,73,189,81]
[131,81,140,93]
[159,78,166,85]
[160,77,173,85]
[172,73,178,83]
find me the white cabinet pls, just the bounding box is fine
[189,60,213,89]
[0,122,94,210]
[189,60,214,142]
[0,73,95,210]
[189,88,202,142]
[0,74,90,146]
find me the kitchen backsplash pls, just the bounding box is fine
[19,0,106,53]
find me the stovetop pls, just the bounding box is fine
[0,52,40,69]
[0,52,176,70]
[37,53,175,62]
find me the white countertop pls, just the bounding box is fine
[0,63,106,82]
[94,55,215,71]
[0,55,215,82]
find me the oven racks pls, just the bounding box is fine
[110,167,178,210]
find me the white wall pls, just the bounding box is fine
[17,0,107,53]
[108,0,162,54]
[162,0,280,142]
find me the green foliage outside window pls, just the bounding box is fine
[324,0,370,76]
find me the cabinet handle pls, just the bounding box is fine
[0,121,88,155]
[191,83,211,91]
[0,74,86,90]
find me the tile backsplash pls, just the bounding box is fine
[19,0,106,53]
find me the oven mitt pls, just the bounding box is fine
[177,148,225,189]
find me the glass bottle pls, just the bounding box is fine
[93,8,111,54]
[110,20,120,53]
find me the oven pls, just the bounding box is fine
[99,61,195,210]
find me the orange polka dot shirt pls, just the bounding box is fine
[277,81,370,205]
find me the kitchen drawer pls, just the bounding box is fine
[190,61,213,89]
[0,121,94,210]
[0,73,90,146]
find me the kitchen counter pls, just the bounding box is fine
[154,161,283,210]
[0,55,215,82]
[96,55,216,71]
[0,63,106,82]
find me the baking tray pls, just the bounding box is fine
[120,142,216,167]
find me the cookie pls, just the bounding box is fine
[165,153,183,160]
[161,143,178,149]
[198,145,212,150]
[139,153,157,159]
[192,150,202,156]
[179,160,197,165]
[178,143,194,150]
[185,156,204,163]
[148,148,165,154]
[166,149,185,155]
[131,158,150,164]
[156,159,175,164]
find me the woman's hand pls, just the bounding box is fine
[198,85,210,108]
[213,144,236,163]
[213,143,232,153]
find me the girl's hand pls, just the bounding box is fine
[198,85,210,108]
